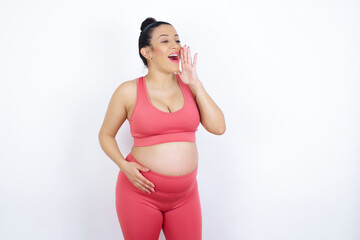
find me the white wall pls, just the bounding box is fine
[1,0,359,239]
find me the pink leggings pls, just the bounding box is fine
[115,152,202,240]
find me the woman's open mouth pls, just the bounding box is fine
[168,53,179,63]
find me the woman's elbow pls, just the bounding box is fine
[215,126,226,135]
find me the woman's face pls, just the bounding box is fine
[144,24,182,73]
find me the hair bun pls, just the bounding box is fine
[140,17,157,32]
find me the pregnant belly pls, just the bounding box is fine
[131,142,198,176]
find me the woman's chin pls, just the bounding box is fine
[169,66,179,73]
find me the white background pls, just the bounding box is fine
[1,0,359,239]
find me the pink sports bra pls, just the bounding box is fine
[129,74,200,147]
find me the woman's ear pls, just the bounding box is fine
[140,47,151,59]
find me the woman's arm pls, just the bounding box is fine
[98,82,131,170]
[190,81,226,135]
[178,45,226,135]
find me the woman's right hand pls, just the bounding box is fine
[122,162,155,194]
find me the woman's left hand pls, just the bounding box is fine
[175,45,201,87]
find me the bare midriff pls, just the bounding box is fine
[131,142,198,176]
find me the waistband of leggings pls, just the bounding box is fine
[125,152,198,180]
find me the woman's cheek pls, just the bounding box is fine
[154,47,165,56]
[154,48,167,57]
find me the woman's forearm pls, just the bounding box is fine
[98,133,128,170]
[190,81,226,135]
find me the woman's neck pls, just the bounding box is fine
[145,71,177,88]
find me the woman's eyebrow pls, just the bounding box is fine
[157,34,179,39]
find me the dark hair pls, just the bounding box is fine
[138,17,172,67]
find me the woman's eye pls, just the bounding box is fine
[161,40,181,43]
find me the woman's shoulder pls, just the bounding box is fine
[114,77,139,95]
[112,77,139,106]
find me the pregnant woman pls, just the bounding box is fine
[98,17,226,240]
